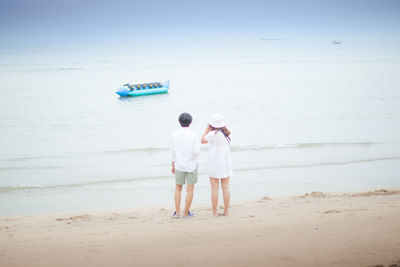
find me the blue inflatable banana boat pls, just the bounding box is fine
[116,80,169,97]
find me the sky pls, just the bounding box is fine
[0,0,399,46]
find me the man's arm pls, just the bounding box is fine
[171,136,176,174]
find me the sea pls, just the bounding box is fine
[1,39,400,216]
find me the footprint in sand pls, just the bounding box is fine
[56,214,93,222]
[323,210,341,214]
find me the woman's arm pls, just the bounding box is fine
[201,125,211,144]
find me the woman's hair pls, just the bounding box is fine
[209,125,231,143]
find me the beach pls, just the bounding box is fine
[1,189,399,267]
[1,1,400,266]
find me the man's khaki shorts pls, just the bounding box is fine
[175,165,198,185]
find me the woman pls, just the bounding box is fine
[201,113,232,216]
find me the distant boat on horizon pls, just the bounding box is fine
[332,40,342,45]
[259,38,285,41]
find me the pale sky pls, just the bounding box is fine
[1,0,399,45]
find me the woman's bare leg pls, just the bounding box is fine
[209,178,219,216]
[221,177,230,215]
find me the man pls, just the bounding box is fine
[171,113,200,218]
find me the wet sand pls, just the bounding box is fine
[1,189,400,267]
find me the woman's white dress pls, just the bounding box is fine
[205,130,232,178]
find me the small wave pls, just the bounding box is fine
[0,175,171,193]
[235,156,400,172]
[0,164,86,171]
[103,147,170,154]
[0,147,170,162]
[0,184,42,192]
[57,67,81,71]
[0,155,67,162]
[231,142,378,152]
[0,142,380,162]
[296,142,378,148]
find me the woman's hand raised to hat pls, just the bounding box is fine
[201,124,211,144]
[202,124,210,133]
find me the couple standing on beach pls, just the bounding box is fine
[171,113,232,218]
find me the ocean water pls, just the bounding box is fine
[1,39,400,216]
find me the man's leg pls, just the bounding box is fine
[183,166,198,216]
[184,184,194,216]
[174,184,183,216]
[210,178,219,216]
[221,177,230,215]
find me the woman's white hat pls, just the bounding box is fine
[209,113,225,128]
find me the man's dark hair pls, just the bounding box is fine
[179,113,192,127]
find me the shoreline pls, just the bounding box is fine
[3,188,399,219]
[1,188,400,267]
[2,187,400,219]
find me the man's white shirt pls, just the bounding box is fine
[171,127,200,172]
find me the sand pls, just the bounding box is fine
[1,189,400,267]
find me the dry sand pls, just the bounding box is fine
[1,189,400,267]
